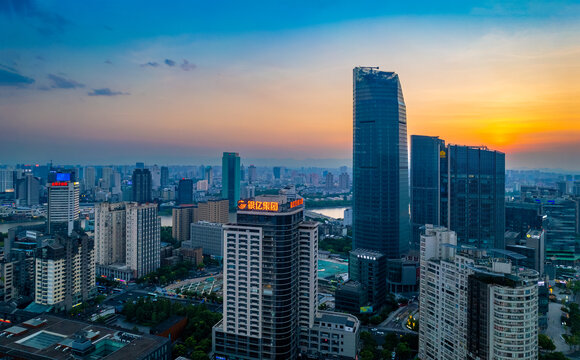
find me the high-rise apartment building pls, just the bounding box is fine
[352,67,410,258]
[126,202,160,278]
[84,166,96,191]
[95,202,161,280]
[212,193,360,360]
[101,167,114,190]
[94,202,127,265]
[222,152,241,211]
[47,180,80,235]
[177,178,194,205]
[132,168,152,203]
[325,172,334,191]
[34,232,96,311]
[418,225,538,360]
[338,172,350,191]
[410,138,505,249]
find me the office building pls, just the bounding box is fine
[446,145,505,249]
[172,204,197,243]
[335,280,368,314]
[410,139,505,249]
[84,166,96,191]
[349,248,387,307]
[160,166,169,187]
[212,193,359,360]
[505,202,543,239]
[47,180,80,235]
[34,232,96,311]
[418,225,538,360]
[222,152,241,211]
[410,135,446,249]
[247,165,257,184]
[198,198,229,224]
[15,173,41,206]
[273,166,282,180]
[132,168,152,203]
[505,229,545,275]
[189,221,224,258]
[95,202,161,280]
[177,178,194,205]
[352,67,410,258]
[0,169,15,192]
[0,315,171,360]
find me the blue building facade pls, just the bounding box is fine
[352,67,410,258]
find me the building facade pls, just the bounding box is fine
[132,168,152,203]
[418,225,539,360]
[212,193,359,360]
[198,199,229,224]
[222,152,241,211]
[189,221,224,258]
[126,202,160,278]
[348,248,386,307]
[47,180,80,235]
[34,232,96,311]
[172,204,197,243]
[177,178,194,205]
[352,67,410,258]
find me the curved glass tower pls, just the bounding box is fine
[353,67,410,258]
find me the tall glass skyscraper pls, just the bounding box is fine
[410,135,446,250]
[352,67,410,258]
[446,145,505,249]
[411,141,505,250]
[222,152,241,210]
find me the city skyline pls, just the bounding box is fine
[1,1,580,170]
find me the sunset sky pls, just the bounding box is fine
[1,1,579,170]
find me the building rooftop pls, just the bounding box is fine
[350,248,385,259]
[0,315,169,360]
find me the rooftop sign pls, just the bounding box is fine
[238,200,279,212]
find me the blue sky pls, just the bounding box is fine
[1,0,579,169]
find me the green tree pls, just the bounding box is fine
[173,344,187,357]
[383,332,399,352]
[359,349,374,360]
[396,342,412,360]
[540,352,570,360]
[539,334,556,351]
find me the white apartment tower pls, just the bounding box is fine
[47,180,80,235]
[95,202,160,279]
[418,225,539,360]
[126,202,160,278]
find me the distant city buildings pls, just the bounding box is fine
[177,178,194,205]
[247,165,257,184]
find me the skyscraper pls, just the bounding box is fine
[446,145,505,249]
[212,193,360,359]
[247,165,257,184]
[222,152,241,210]
[177,178,194,204]
[125,202,160,278]
[353,67,410,258]
[410,135,446,250]
[160,166,169,187]
[84,166,96,191]
[47,179,80,235]
[410,140,505,250]
[132,168,152,203]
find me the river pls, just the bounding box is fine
[308,207,349,219]
[0,221,46,233]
